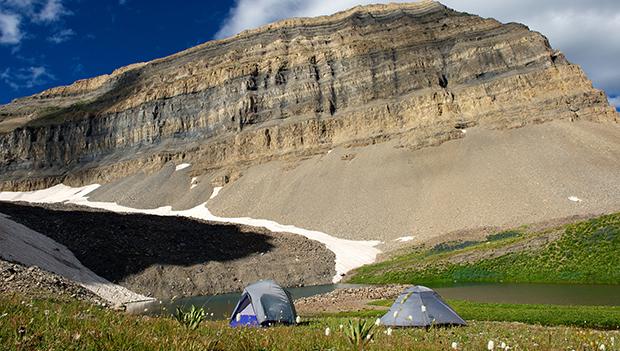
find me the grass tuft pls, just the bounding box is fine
[174,305,207,330]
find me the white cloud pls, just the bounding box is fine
[118,0,127,5]
[2,0,35,9]
[215,0,410,39]
[0,66,55,89]
[47,27,73,43]
[609,96,620,110]
[35,0,70,23]
[215,0,620,96]
[0,0,72,45]
[0,11,21,44]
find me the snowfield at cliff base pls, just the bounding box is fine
[0,183,381,284]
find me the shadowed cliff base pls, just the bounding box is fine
[0,202,335,299]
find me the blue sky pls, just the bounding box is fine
[0,0,231,103]
[1,0,619,110]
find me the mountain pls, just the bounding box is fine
[1,1,619,247]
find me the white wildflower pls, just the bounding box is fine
[599,344,606,351]
[387,327,393,336]
[366,334,372,340]
[295,316,301,324]
[375,318,381,326]
[451,341,458,350]
[339,324,344,330]
[325,327,331,336]
[500,342,507,349]
[488,340,495,350]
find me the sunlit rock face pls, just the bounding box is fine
[0,1,617,190]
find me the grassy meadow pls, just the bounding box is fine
[349,213,620,286]
[2,213,619,350]
[1,294,619,351]
[354,299,620,330]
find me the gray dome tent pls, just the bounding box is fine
[229,280,297,327]
[379,286,466,327]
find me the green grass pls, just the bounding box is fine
[1,295,619,351]
[359,299,620,330]
[349,213,620,286]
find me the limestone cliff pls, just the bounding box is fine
[0,1,617,190]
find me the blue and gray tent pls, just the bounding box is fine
[229,280,297,327]
[379,286,466,327]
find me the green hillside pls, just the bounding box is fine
[349,212,620,285]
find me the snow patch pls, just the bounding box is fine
[175,163,191,171]
[327,149,333,154]
[209,186,223,200]
[0,184,381,283]
[394,236,414,242]
[0,184,100,203]
[461,129,467,134]
[190,177,198,189]
[568,196,583,202]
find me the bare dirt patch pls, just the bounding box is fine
[296,285,405,315]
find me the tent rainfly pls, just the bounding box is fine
[229,280,297,327]
[379,286,466,327]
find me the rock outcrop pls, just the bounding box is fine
[0,1,617,190]
[0,259,105,304]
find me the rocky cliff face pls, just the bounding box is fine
[0,1,617,190]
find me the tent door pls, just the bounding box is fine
[230,294,259,327]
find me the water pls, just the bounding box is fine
[128,283,620,320]
[128,284,363,319]
[434,283,620,306]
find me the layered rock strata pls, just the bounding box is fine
[0,1,617,190]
